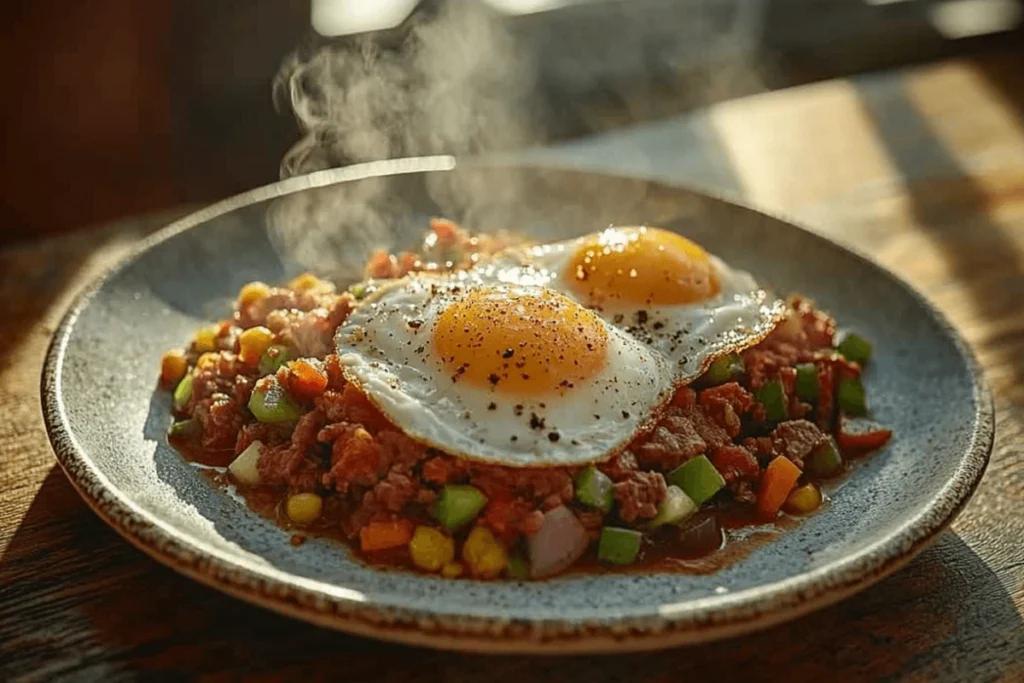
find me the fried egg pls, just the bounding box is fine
[335,275,676,466]
[483,226,787,380]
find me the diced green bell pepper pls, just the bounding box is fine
[837,332,872,365]
[248,381,303,424]
[806,438,844,478]
[795,363,819,402]
[173,373,194,412]
[574,466,614,513]
[168,419,200,438]
[258,344,295,376]
[506,554,530,580]
[667,455,726,505]
[597,527,643,565]
[755,378,788,422]
[434,485,487,531]
[649,485,697,527]
[702,353,744,386]
[838,377,867,416]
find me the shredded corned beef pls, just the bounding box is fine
[613,471,668,522]
[770,419,828,469]
[598,450,639,481]
[636,413,706,471]
[194,395,246,451]
[165,237,891,581]
[483,498,545,543]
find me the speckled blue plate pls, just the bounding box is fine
[42,157,993,653]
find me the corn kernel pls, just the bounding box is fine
[285,493,323,525]
[160,349,188,386]
[197,352,220,370]
[441,562,464,578]
[288,273,323,291]
[462,526,508,579]
[194,325,219,353]
[238,282,271,310]
[353,427,373,442]
[409,526,455,572]
[783,482,823,515]
[239,326,274,365]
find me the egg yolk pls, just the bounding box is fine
[433,285,608,395]
[564,226,720,307]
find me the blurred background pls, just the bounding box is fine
[2,0,1022,246]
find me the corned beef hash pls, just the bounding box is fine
[160,220,891,580]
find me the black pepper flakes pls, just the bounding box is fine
[487,402,497,411]
[622,410,631,419]
[529,413,546,430]
[502,348,515,359]
[488,373,500,386]
[548,432,560,442]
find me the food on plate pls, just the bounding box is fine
[160,218,891,580]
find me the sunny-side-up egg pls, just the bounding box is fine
[335,274,677,466]
[481,226,787,380]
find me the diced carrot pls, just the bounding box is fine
[757,456,803,519]
[287,359,328,400]
[360,520,414,552]
[365,249,397,279]
[430,217,459,245]
[397,251,419,274]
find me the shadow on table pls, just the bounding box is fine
[0,208,192,374]
[0,237,91,374]
[3,464,1020,681]
[0,466,385,680]
[853,54,1024,386]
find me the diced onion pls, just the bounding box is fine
[228,440,263,485]
[527,506,589,579]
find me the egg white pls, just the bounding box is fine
[334,274,676,466]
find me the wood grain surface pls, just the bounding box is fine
[3,52,1024,681]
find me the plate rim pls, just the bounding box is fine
[40,156,995,653]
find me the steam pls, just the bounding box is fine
[265,1,766,281]
[274,2,538,178]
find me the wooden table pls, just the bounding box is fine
[3,52,1023,681]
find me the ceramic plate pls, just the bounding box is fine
[42,157,993,653]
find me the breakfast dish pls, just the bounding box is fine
[43,160,991,650]
[160,219,891,580]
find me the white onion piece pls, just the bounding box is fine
[228,440,263,485]
[528,506,590,579]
